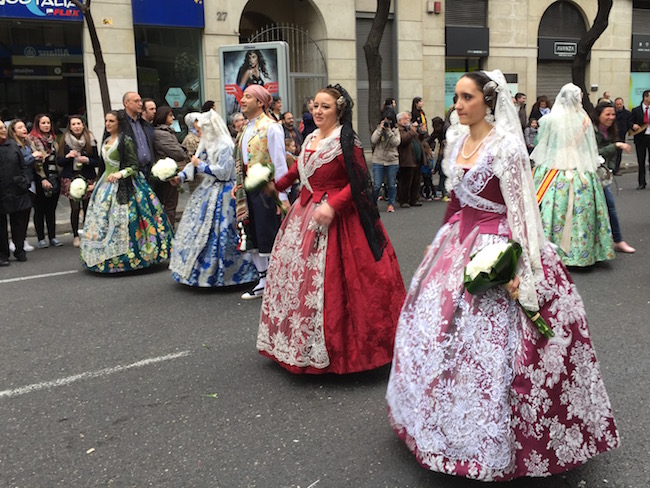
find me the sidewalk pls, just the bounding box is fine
[27,148,642,239]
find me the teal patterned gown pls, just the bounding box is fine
[80,136,174,273]
[532,166,614,266]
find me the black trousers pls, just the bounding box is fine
[397,167,421,205]
[0,209,30,260]
[635,134,650,186]
[246,190,281,254]
[33,188,59,241]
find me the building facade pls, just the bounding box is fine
[0,0,643,145]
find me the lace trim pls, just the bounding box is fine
[257,204,330,369]
[298,126,343,193]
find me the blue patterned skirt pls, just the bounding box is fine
[169,177,257,287]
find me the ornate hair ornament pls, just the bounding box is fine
[336,96,347,111]
[483,80,499,109]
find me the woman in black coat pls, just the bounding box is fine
[0,119,32,265]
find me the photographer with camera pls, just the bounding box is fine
[397,111,425,208]
[28,114,62,248]
[371,108,400,213]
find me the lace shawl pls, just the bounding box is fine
[529,83,600,174]
[297,125,343,193]
[490,129,545,311]
[448,128,545,311]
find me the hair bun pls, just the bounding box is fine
[483,80,499,110]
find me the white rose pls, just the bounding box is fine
[466,242,511,280]
[151,157,179,181]
[68,177,88,201]
[244,163,273,191]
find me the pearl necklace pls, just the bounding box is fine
[460,128,494,159]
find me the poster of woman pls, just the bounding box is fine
[219,42,289,119]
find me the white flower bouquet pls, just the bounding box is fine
[244,163,273,192]
[463,240,554,339]
[68,177,89,202]
[151,157,179,181]
[243,163,287,216]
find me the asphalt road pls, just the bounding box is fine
[1,172,648,488]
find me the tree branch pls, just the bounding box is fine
[572,0,613,113]
[363,0,391,138]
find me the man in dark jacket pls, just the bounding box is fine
[614,97,633,175]
[120,91,155,178]
[397,111,424,208]
[630,89,650,189]
[0,119,32,265]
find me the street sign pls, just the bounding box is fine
[165,87,186,108]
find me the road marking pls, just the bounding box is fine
[0,269,79,284]
[0,351,191,399]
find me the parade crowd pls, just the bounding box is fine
[1,68,640,481]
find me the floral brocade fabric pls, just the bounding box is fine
[257,134,405,374]
[533,166,614,267]
[386,129,619,481]
[81,173,173,273]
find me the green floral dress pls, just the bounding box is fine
[533,166,614,266]
[80,136,173,273]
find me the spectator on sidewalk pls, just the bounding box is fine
[515,92,527,132]
[397,111,424,208]
[7,120,41,253]
[182,112,203,194]
[152,106,188,229]
[28,114,61,248]
[0,119,32,265]
[371,110,400,213]
[228,112,245,141]
[57,116,100,248]
[121,91,154,178]
[281,111,303,156]
[614,97,633,175]
[630,90,650,189]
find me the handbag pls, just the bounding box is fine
[596,163,613,187]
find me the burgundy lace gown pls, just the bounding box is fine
[386,128,619,481]
[257,127,405,374]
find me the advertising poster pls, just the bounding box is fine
[219,42,289,121]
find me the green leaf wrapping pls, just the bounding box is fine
[463,241,522,295]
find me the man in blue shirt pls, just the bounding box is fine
[121,91,154,177]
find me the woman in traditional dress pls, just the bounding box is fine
[169,110,258,287]
[56,115,100,248]
[531,83,614,266]
[80,111,173,273]
[257,84,406,374]
[590,101,636,254]
[386,70,619,481]
[28,114,61,248]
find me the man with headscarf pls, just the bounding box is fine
[235,84,289,300]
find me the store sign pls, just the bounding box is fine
[632,35,650,60]
[445,27,489,57]
[538,37,587,61]
[0,0,82,22]
[165,87,187,108]
[19,45,82,57]
[132,0,204,28]
[554,42,577,57]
